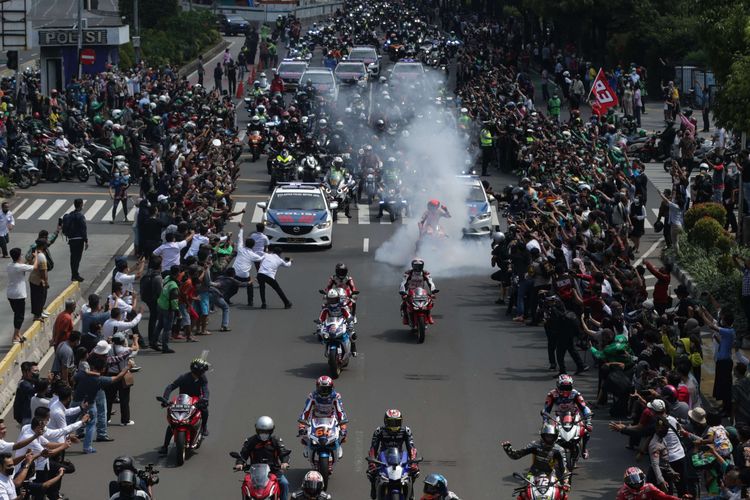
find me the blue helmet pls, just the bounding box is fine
[423,473,448,496]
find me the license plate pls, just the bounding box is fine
[286,238,306,243]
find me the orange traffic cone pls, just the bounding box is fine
[236,79,244,98]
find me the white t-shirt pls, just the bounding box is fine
[0,473,16,500]
[153,240,188,272]
[114,271,137,294]
[186,234,209,258]
[0,440,13,455]
[6,262,33,299]
[0,210,14,237]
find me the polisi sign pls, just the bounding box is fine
[39,30,108,46]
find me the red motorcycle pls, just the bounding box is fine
[248,130,265,162]
[229,453,287,500]
[156,394,204,466]
[401,287,438,343]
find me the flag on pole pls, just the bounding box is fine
[588,68,619,116]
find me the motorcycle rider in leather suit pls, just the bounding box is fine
[318,289,357,355]
[298,376,348,455]
[543,374,593,459]
[290,471,332,500]
[399,259,436,325]
[324,263,358,315]
[501,423,569,489]
[616,467,680,500]
[419,199,451,237]
[368,409,419,499]
[234,416,291,500]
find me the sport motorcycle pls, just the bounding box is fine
[316,315,353,378]
[229,454,284,500]
[156,395,204,466]
[366,447,422,500]
[512,472,569,500]
[299,415,345,490]
[401,287,438,344]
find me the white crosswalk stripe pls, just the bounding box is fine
[10,199,29,215]
[101,202,120,222]
[84,200,107,220]
[18,199,46,219]
[251,204,264,224]
[39,200,68,220]
[357,203,370,225]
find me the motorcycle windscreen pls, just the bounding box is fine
[384,447,402,466]
[250,464,271,488]
[311,417,335,428]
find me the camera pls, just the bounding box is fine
[137,464,160,486]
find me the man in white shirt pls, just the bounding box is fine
[0,452,19,499]
[46,387,85,443]
[102,306,143,340]
[114,257,145,296]
[186,226,210,258]
[249,224,269,259]
[0,420,41,458]
[13,417,76,477]
[233,224,262,306]
[257,247,292,309]
[152,231,194,274]
[0,202,14,258]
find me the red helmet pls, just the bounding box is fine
[316,376,333,397]
[623,467,645,491]
[427,199,440,209]
[556,374,574,397]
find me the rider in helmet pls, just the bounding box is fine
[418,199,451,237]
[159,359,211,454]
[501,423,568,488]
[399,259,437,324]
[234,416,291,500]
[324,263,358,310]
[317,289,357,355]
[298,376,348,443]
[616,467,679,500]
[367,409,419,500]
[323,157,354,219]
[109,456,151,498]
[543,374,593,458]
[291,471,331,500]
[422,473,461,500]
[247,115,263,133]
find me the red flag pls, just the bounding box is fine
[588,68,619,114]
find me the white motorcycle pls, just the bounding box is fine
[299,415,345,490]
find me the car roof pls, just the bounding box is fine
[350,46,377,52]
[226,14,246,20]
[302,68,334,74]
[274,183,324,193]
[456,174,482,185]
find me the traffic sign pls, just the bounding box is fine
[80,48,95,65]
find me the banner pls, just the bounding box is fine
[588,68,619,116]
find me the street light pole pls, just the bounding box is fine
[77,0,83,79]
[134,0,141,64]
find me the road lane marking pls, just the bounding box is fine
[353,430,364,474]
[84,200,107,220]
[634,239,662,266]
[651,208,660,218]
[39,199,67,220]
[231,202,247,222]
[18,199,46,219]
[10,199,28,213]
[357,203,370,225]
[251,204,264,223]
[101,202,120,221]
[363,238,369,253]
[126,206,137,221]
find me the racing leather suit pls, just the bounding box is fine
[237,435,291,500]
[543,389,592,454]
[615,484,679,500]
[291,493,331,500]
[502,441,567,481]
[367,426,419,480]
[399,270,436,324]
[318,301,357,352]
[419,206,450,237]
[298,389,348,439]
[325,275,358,314]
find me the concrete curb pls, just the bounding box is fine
[0,282,82,415]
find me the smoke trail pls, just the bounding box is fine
[370,70,492,279]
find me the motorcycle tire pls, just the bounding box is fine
[417,316,426,344]
[318,456,331,490]
[391,492,401,500]
[328,349,340,379]
[15,173,31,189]
[47,169,62,183]
[77,168,90,183]
[567,448,578,475]
[95,175,106,187]
[30,172,40,186]
[175,431,187,466]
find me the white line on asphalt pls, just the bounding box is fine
[336,215,349,224]
[231,202,247,222]
[84,200,107,220]
[126,206,137,221]
[646,286,655,291]
[18,199,46,219]
[357,203,370,225]
[353,430,364,474]
[251,204,264,223]
[10,198,28,214]
[644,218,652,229]
[651,208,660,218]
[39,199,67,220]
[634,239,662,266]
[363,238,369,253]
[379,216,391,225]
[94,243,135,295]
[101,202,119,222]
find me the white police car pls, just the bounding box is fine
[459,175,499,236]
[257,183,337,248]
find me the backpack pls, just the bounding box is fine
[140,271,162,303]
[61,212,73,237]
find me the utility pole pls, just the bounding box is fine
[133,0,141,64]
[77,0,83,79]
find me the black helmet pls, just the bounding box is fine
[190,358,210,374]
[335,263,348,278]
[624,467,645,491]
[302,470,324,497]
[117,470,136,494]
[113,455,136,475]
[411,259,424,273]
[540,422,558,445]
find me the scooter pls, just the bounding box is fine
[94,155,128,186]
[299,415,345,490]
[229,452,289,500]
[156,395,204,466]
[400,288,438,344]
[366,447,422,500]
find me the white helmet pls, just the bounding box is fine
[326,288,340,306]
[111,109,123,120]
[104,120,113,129]
[699,162,709,171]
[255,416,274,438]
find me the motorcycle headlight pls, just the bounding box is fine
[298,166,304,172]
[322,332,329,339]
[316,220,332,229]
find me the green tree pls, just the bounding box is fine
[118,0,179,31]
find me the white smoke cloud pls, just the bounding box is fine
[370,71,493,279]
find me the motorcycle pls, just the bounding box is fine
[299,155,322,183]
[360,169,380,204]
[229,454,285,500]
[416,222,449,253]
[512,472,568,500]
[316,315,353,379]
[378,187,408,222]
[155,395,204,466]
[299,415,344,490]
[401,287,438,344]
[543,411,586,472]
[94,155,129,187]
[366,447,422,500]
[248,130,265,162]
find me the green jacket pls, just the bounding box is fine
[157,277,180,311]
[547,97,561,116]
[591,334,635,366]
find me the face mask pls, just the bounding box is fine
[123,176,130,183]
[31,372,40,381]
[258,433,270,441]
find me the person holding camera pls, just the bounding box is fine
[109,456,156,500]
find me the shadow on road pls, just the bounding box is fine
[285,362,330,379]
[372,328,416,344]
